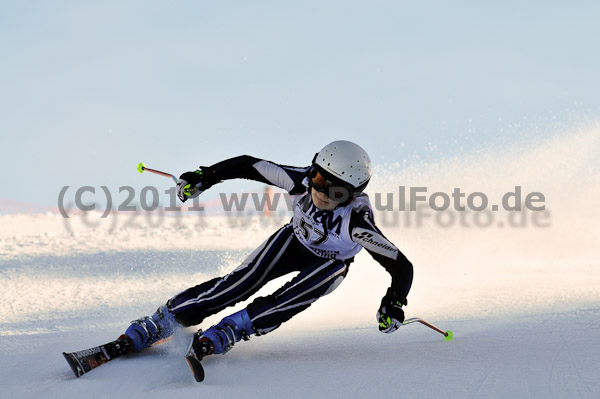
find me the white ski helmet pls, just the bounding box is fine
[311,140,372,195]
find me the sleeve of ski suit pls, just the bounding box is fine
[349,208,413,305]
[199,155,309,195]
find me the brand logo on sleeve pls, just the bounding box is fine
[352,231,397,252]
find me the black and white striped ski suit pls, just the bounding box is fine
[168,155,413,334]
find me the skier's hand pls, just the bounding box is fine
[377,288,406,333]
[177,169,209,202]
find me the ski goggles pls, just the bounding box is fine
[309,166,355,202]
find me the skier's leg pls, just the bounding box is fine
[169,223,296,326]
[188,257,350,357]
[123,224,296,352]
[248,258,350,335]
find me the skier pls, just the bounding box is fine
[65,140,413,381]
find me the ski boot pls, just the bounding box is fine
[124,304,179,352]
[63,304,178,377]
[185,308,255,382]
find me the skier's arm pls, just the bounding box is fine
[204,155,309,194]
[349,209,413,304]
[177,155,309,202]
[349,208,413,333]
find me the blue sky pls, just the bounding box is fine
[1,1,599,207]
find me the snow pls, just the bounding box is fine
[1,125,599,398]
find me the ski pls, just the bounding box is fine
[184,352,205,383]
[63,335,132,377]
[184,331,206,382]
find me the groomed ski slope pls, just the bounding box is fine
[1,126,599,398]
[2,306,599,398]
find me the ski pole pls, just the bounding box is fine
[137,162,178,184]
[403,317,453,341]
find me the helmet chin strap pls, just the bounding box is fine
[302,191,312,212]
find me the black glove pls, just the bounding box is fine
[377,288,406,333]
[176,168,212,202]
